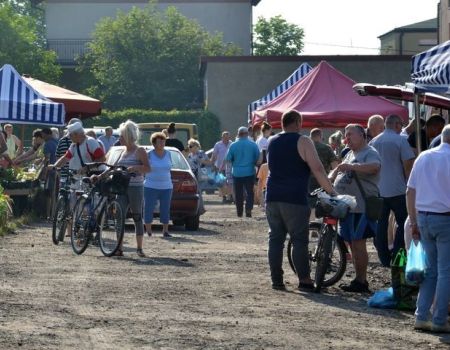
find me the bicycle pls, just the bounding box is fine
[287,189,353,293]
[71,163,130,257]
[52,169,78,245]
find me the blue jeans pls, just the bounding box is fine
[144,187,173,224]
[415,213,450,326]
[233,175,255,216]
[266,201,310,282]
[375,195,407,266]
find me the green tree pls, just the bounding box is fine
[253,15,304,56]
[79,4,241,110]
[0,2,61,82]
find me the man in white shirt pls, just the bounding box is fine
[406,124,450,333]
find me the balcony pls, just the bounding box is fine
[47,39,91,66]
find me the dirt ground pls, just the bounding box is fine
[0,194,449,350]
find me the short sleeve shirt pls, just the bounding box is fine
[43,138,58,164]
[66,137,105,171]
[369,129,415,197]
[334,145,381,213]
[212,140,231,169]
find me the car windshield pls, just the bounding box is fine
[140,129,189,146]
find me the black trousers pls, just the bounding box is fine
[233,175,255,216]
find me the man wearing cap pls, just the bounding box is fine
[99,126,117,153]
[51,121,105,172]
[55,118,82,181]
[225,126,260,217]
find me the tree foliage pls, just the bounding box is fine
[253,15,304,56]
[0,2,61,82]
[79,4,241,110]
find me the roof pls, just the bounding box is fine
[378,18,437,38]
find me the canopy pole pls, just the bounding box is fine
[414,94,422,153]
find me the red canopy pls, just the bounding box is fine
[252,61,408,128]
[23,77,101,121]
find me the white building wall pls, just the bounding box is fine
[45,1,252,54]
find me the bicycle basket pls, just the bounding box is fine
[98,170,130,196]
[315,197,350,219]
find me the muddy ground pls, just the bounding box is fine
[0,194,449,349]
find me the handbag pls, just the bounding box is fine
[353,172,383,221]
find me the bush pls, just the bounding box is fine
[84,109,221,149]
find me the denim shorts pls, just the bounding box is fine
[339,212,377,242]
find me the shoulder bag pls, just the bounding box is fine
[353,172,383,221]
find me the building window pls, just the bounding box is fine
[419,39,438,46]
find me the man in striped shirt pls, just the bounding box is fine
[55,118,82,180]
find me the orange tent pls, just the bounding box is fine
[23,77,101,121]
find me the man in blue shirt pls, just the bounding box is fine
[225,126,260,218]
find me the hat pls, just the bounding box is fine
[67,121,84,135]
[68,118,82,126]
[238,126,248,134]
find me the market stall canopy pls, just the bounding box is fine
[353,83,450,109]
[23,77,101,121]
[0,64,65,126]
[252,61,408,128]
[248,62,312,119]
[411,40,450,94]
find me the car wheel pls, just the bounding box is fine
[185,214,200,231]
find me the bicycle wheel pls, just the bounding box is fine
[71,196,91,255]
[98,199,125,257]
[52,195,69,245]
[287,223,347,288]
[313,226,334,293]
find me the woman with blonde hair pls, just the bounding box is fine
[187,138,209,215]
[102,120,150,257]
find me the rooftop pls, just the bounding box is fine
[378,18,437,38]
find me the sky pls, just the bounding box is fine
[253,0,439,55]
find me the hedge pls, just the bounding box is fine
[84,109,221,149]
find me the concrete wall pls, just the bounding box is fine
[202,56,412,133]
[45,0,252,55]
[380,31,437,55]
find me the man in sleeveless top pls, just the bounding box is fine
[266,110,337,291]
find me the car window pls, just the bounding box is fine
[139,129,189,146]
[168,149,190,170]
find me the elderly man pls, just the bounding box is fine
[98,126,117,153]
[370,114,415,266]
[330,124,381,293]
[225,126,260,218]
[407,125,450,333]
[366,114,385,142]
[266,110,337,291]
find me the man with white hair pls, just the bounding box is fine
[366,114,385,142]
[406,124,450,333]
[225,126,260,218]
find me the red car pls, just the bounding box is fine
[107,146,201,230]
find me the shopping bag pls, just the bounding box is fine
[405,241,426,286]
[391,248,418,310]
[198,168,209,182]
[367,288,397,309]
[214,173,226,187]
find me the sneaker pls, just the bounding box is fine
[431,323,450,333]
[340,279,370,293]
[245,211,252,218]
[136,248,146,258]
[272,283,286,291]
[163,232,172,238]
[414,319,432,331]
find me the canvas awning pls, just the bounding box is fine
[0,64,65,126]
[23,77,101,121]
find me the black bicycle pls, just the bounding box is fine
[52,169,78,245]
[71,163,130,257]
[287,190,350,293]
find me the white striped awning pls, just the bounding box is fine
[411,40,450,94]
[0,64,65,126]
[248,63,312,118]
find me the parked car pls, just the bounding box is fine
[84,127,120,139]
[106,145,201,230]
[137,122,198,148]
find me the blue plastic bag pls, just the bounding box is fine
[214,173,226,187]
[367,288,397,309]
[405,241,426,286]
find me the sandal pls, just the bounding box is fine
[113,248,124,257]
[136,248,146,258]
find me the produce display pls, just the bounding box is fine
[0,166,40,189]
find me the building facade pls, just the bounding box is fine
[44,0,260,66]
[438,0,450,42]
[378,18,437,55]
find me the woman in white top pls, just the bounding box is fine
[256,122,272,163]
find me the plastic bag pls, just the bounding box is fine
[405,241,426,286]
[198,168,209,182]
[391,248,418,310]
[214,173,226,187]
[367,288,397,309]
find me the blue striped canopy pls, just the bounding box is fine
[248,63,312,118]
[0,64,65,126]
[411,40,450,94]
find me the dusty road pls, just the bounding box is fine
[0,195,449,349]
